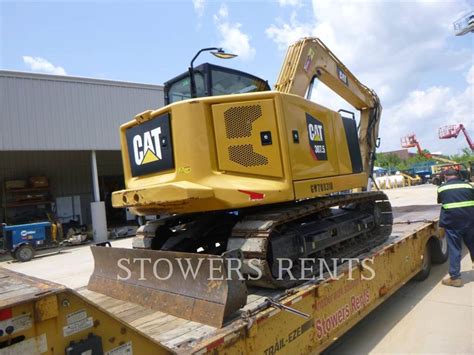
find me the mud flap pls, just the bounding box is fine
[87,246,248,328]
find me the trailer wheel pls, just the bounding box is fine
[413,243,432,281]
[430,237,448,264]
[15,244,35,262]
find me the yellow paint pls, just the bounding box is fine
[112,92,365,215]
[0,285,168,354]
[142,149,159,164]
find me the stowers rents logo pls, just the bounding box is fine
[315,288,370,339]
[126,113,174,177]
[306,113,328,161]
[132,127,162,165]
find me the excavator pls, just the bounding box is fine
[88,38,393,327]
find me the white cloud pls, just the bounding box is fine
[213,4,256,60]
[22,56,67,75]
[265,0,472,154]
[466,64,474,85]
[380,66,473,155]
[193,0,205,17]
[278,0,302,6]
[266,12,314,50]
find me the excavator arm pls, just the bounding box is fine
[274,37,382,178]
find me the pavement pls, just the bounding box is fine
[324,184,474,354]
[1,184,473,353]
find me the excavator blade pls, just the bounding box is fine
[87,246,247,328]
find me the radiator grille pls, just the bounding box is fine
[228,144,268,167]
[224,105,262,138]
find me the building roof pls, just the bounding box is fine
[0,70,164,151]
[0,70,162,90]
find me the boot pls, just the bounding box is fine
[441,277,462,287]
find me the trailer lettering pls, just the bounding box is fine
[315,289,370,339]
[264,320,313,354]
[264,338,285,355]
[351,289,370,312]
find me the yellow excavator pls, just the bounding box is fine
[88,38,392,327]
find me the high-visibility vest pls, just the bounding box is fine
[437,180,474,228]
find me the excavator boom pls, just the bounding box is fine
[275,37,382,177]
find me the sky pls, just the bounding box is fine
[1,0,473,155]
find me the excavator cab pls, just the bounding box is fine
[164,63,270,104]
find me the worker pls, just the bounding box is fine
[437,169,474,287]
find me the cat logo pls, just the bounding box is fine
[306,113,328,161]
[132,127,162,166]
[126,113,174,177]
[337,66,348,86]
[308,123,324,142]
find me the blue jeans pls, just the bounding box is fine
[446,227,474,280]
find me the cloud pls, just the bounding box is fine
[380,69,473,155]
[192,0,205,17]
[22,56,67,75]
[266,12,313,50]
[265,0,472,154]
[278,0,302,6]
[214,4,256,60]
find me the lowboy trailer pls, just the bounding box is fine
[0,204,446,354]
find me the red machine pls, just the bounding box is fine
[438,124,474,151]
[401,133,456,164]
[401,134,433,158]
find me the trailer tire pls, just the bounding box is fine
[413,243,431,281]
[430,237,448,264]
[15,244,35,262]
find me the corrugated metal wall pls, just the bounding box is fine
[0,71,164,150]
[0,151,123,224]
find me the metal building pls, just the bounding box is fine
[0,70,164,229]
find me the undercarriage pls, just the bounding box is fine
[89,191,392,326]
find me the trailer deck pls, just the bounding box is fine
[74,204,441,354]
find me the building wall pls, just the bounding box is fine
[0,151,123,224]
[0,71,164,151]
[379,149,416,161]
[0,71,164,226]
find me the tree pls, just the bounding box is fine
[449,148,474,164]
[375,153,403,172]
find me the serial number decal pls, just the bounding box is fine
[106,341,133,355]
[63,316,93,337]
[66,309,87,325]
[310,182,334,193]
[263,319,313,355]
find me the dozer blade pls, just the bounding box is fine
[87,246,247,328]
